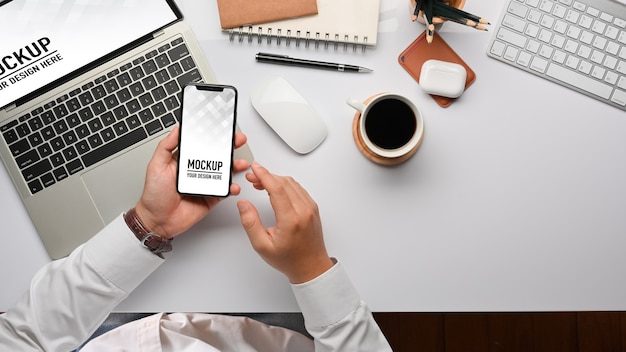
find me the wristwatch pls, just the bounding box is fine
[124,207,172,255]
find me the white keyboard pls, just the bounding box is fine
[487,0,626,111]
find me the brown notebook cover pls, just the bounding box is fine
[398,31,476,108]
[217,0,319,29]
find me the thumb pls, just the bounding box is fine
[237,200,269,250]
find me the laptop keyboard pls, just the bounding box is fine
[1,36,202,195]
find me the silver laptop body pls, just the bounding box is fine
[0,0,253,259]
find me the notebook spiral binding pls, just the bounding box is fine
[228,26,369,52]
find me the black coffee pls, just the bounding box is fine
[364,98,416,150]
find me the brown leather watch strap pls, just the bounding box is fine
[124,207,172,254]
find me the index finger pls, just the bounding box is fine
[249,162,298,214]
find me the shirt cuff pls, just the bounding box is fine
[83,214,164,293]
[290,259,361,328]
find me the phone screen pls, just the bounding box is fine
[177,83,237,197]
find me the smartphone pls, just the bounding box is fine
[177,83,237,197]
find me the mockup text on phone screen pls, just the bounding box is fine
[177,84,236,197]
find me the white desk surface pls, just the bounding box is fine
[2,0,625,313]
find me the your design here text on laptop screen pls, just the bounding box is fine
[0,0,178,109]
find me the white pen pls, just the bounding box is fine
[255,52,373,73]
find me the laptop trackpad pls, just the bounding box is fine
[82,137,162,224]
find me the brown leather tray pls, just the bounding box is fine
[398,31,476,108]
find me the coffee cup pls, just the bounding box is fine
[347,93,424,160]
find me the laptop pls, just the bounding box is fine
[0,0,253,259]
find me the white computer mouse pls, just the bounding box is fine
[251,76,327,154]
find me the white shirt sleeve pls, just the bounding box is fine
[291,260,393,352]
[0,214,163,352]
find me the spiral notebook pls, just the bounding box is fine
[227,0,380,50]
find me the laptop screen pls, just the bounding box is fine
[0,0,179,109]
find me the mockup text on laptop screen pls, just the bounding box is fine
[0,0,178,109]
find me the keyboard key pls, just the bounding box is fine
[53,167,69,182]
[113,105,129,120]
[117,72,132,87]
[22,159,52,182]
[91,101,106,116]
[161,113,176,128]
[28,116,44,131]
[53,120,69,135]
[16,149,40,169]
[151,86,167,101]
[62,130,78,145]
[168,44,189,61]
[82,127,147,167]
[88,134,104,149]
[151,102,167,117]
[143,60,158,75]
[28,179,43,194]
[40,111,55,125]
[126,115,141,129]
[91,85,107,100]
[113,121,129,136]
[530,56,549,72]
[164,96,179,111]
[155,69,170,84]
[78,106,94,122]
[88,117,104,133]
[104,79,120,94]
[50,153,64,167]
[76,125,90,139]
[129,66,145,81]
[546,63,613,98]
[164,80,180,95]
[37,143,52,158]
[41,126,55,140]
[168,62,183,77]
[610,88,626,106]
[503,14,527,32]
[76,140,90,155]
[9,139,30,156]
[67,159,84,175]
[146,120,163,135]
[498,27,528,48]
[129,82,145,96]
[66,113,81,128]
[104,94,120,110]
[101,112,116,126]
[2,129,19,144]
[27,132,43,147]
[1,120,18,132]
[50,137,65,151]
[138,108,154,123]
[16,123,30,138]
[138,92,154,108]
[155,54,170,68]
[79,91,94,106]
[117,88,132,104]
[101,127,115,142]
[69,88,81,97]
[180,57,196,71]
[126,99,142,114]
[177,69,202,87]
[41,173,56,188]
[62,146,78,161]
[142,75,158,91]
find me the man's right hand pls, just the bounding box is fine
[237,162,334,284]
